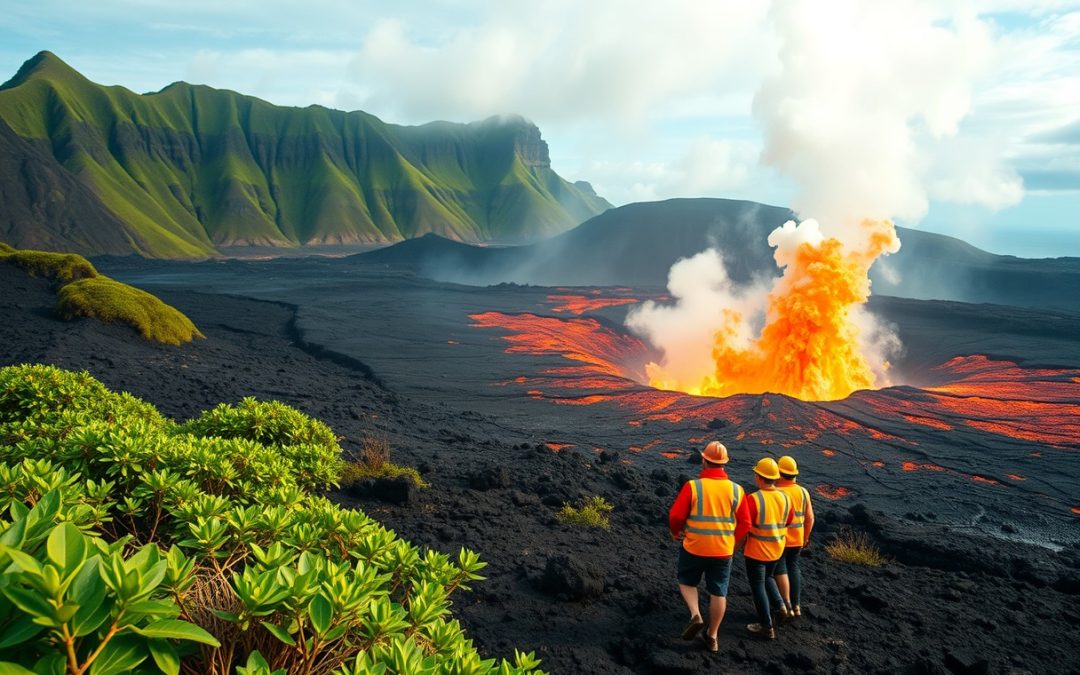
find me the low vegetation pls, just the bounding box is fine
[555,496,614,529]
[0,364,544,674]
[825,529,888,567]
[0,244,202,345]
[339,432,429,489]
[57,277,205,345]
[0,247,98,283]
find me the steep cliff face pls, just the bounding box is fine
[0,52,610,257]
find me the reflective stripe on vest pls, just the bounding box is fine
[683,478,742,557]
[744,489,791,561]
[781,485,810,546]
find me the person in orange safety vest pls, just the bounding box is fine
[668,441,751,652]
[741,456,795,640]
[766,455,815,620]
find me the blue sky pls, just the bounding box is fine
[1,0,1078,257]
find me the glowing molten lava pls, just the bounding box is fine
[634,218,900,401]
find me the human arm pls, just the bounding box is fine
[735,492,754,545]
[803,490,815,544]
[668,482,692,539]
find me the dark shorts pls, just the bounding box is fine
[677,547,733,597]
[773,546,802,575]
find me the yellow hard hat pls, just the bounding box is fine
[778,455,799,476]
[701,441,729,464]
[753,457,780,481]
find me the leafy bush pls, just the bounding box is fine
[824,529,887,567]
[56,277,204,346]
[0,496,219,675]
[0,249,98,283]
[0,241,14,254]
[0,364,545,674]
[340,432,428,489]
[555,496,613,529]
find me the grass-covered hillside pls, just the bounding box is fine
[0,51,610,258]
[0,246,202,344]
[0,364,545,674]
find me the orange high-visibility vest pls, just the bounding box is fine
[780,483,811,548]
[744,488,791,562]
[683,478,744,557]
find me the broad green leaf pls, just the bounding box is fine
[70,558,110,637]
[259,621,296,646]
[33,652,66,675]
[308,593,332,635]
[138,560,168,596]
[133,619,220,646]
[124,599,178,620]
[2,585,55,621]
[28,490,60,529]
[147,638,180,675]
[4,549,43,577]
[46,523,87,573]
[88,634,148,675]
[0,613,46,648]
[0,661,35,675]
[0,518,26,548]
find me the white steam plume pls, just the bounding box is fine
[627,1,1016,400]
[754,0,1019,234]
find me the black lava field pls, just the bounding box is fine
[4,254,1080,674]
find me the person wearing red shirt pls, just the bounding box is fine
[668,441,751,652]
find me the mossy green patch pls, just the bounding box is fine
[4,243,204,345]
[0,248,98,282]
[56,276,204,345]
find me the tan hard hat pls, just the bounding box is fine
[778,455,799,476]
[753,457,780,480]
[701,441,729,464]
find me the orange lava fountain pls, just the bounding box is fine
[643,219,900,401]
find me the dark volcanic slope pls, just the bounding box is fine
[357,198,1080,312]
[6,262,1080,674]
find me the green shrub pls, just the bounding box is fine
[555,496,614,529]
[0,497,219,675]
[0,364,545,675]
[340,431,428,488]
[0,364,166,443]
[825,529,888,567]
[56,276,204,345]
[179,398,344,490]
[0,241,13,254]
[0,248,98,283]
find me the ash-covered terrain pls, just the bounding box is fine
[6,203,1080,672]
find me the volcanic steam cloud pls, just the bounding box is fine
[627,218,900,401]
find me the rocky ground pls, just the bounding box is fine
[3,263,1079,674]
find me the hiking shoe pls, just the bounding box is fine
[746,623,777,640]
[703,633,719,653]
[681,615,704,640]
[773,606,791,626]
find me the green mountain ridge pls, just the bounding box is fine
[0,51,610,258]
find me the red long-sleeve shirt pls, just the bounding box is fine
[668,468,752,548]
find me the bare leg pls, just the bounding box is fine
[706,595,727,638]
[775,573,792,609]
[679,584,701,619]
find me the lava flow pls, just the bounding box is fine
[471,304,1080,453]
[628,218,901,401]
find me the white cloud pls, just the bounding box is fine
[348,2,773,128]
[753,1,1023,227]
[579,138,756,205]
